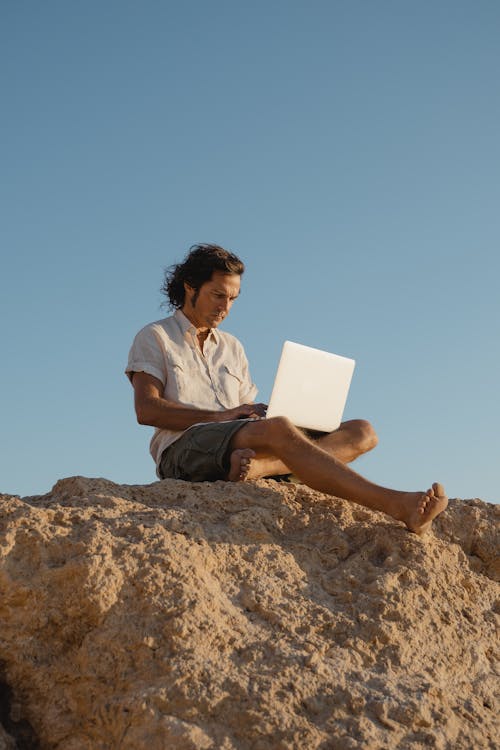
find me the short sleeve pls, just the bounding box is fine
[125,325,168,386]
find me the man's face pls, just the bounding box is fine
[182,271,241,330]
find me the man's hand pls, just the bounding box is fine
[224,403,268,420]
[132,372,268,430]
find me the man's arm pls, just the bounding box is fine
[132,372,266,430]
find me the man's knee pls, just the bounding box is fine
[234,415,297,451]
[344,419,378,453]
[264,415,297,440]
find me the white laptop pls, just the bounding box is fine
[266,341,355,433]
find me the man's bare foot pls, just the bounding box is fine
[227,449,256,482]
[399,482,448,535]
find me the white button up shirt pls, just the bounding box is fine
[126,309,258,474]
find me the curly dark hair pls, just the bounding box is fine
[162,243,245,309]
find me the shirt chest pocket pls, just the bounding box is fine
[217,364,243,408]
[166,357,244,409]
[167,361,201,403]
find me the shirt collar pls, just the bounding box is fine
[174,308,219,343]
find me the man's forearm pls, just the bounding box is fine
[136,396,230,431]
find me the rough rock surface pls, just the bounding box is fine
[0,476,498,750]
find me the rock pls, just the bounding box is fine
[0,679,39,749]
[0,477,498,749]
[0,725,16,750]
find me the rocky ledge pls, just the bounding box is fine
[0,477,498,749]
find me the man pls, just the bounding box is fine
[126,243,447,535]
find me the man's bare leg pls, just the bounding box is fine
[227,417,447,535]
[315,419,378,463]
[239,418,379,479]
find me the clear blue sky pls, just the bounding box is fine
[2,1,499,502]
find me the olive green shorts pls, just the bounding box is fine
[158,419,252,482]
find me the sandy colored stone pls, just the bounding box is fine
[0,725,16,750]
[0,476,498,749]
